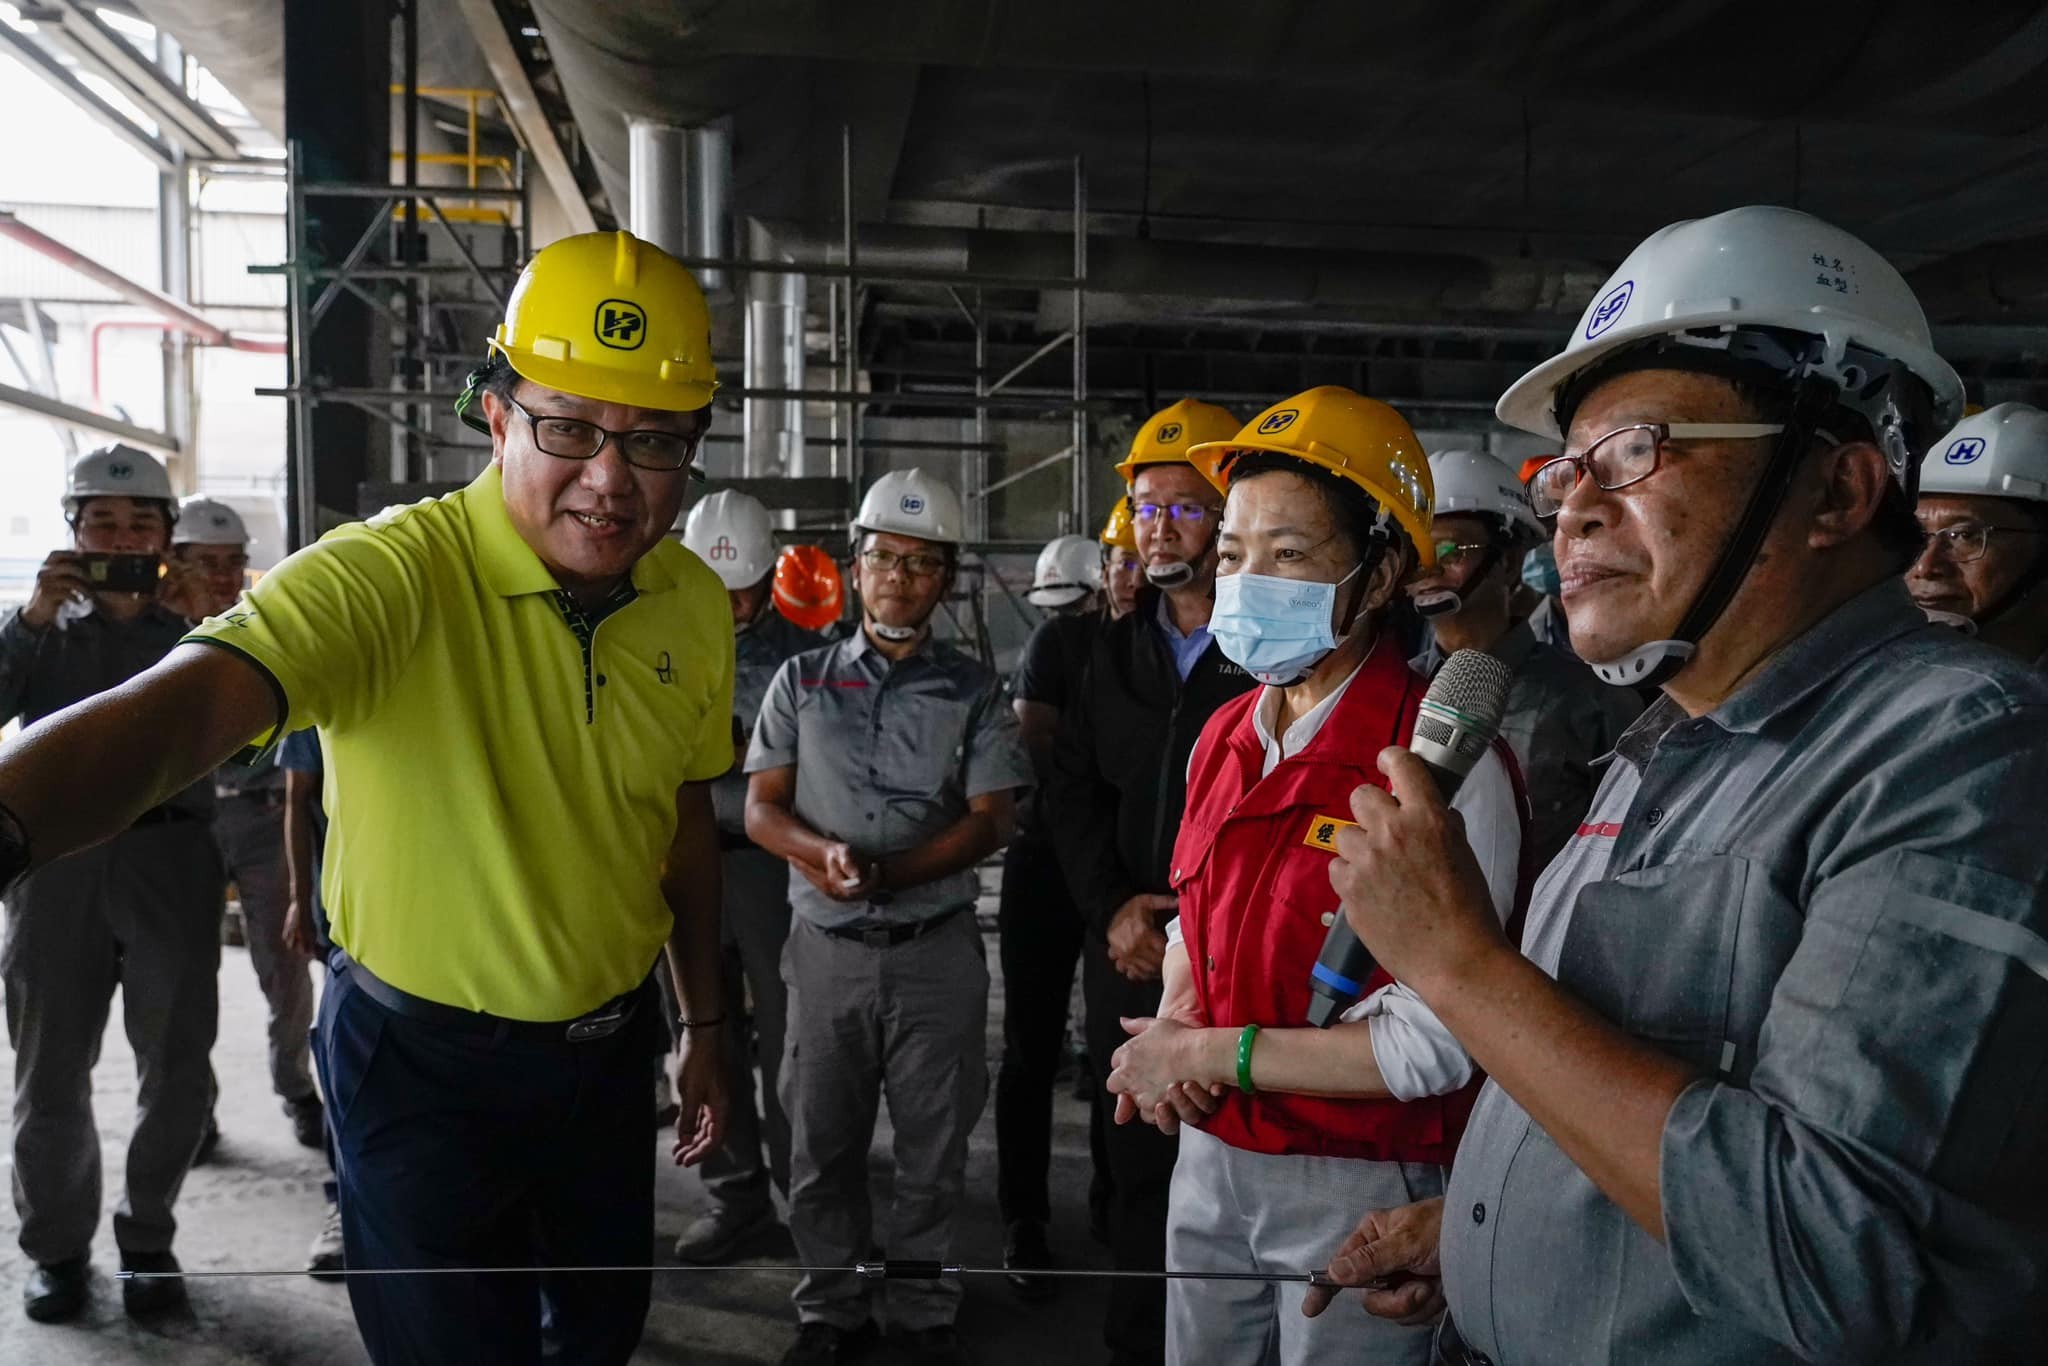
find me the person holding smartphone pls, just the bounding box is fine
[0,445,225,1323]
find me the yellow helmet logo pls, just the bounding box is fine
[595,299,647,351]
[1156,422,1183,444]
[1256,409,1298,435]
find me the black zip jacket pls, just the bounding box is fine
[1042,587,1256,938]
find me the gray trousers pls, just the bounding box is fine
[780,912,989,1332]
[1166,1126,1443,1366]
[2,823,225,1262]
[701,845,794,1211]
[214,792,316,1104]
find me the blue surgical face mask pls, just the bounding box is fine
[1521,543,1561,597]
[1210,563,1363,686]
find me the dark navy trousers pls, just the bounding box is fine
[313,960,660,1366]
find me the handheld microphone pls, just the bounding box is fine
[1305,648,1513,1027]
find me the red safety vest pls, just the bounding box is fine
[1171,635,1529,1162]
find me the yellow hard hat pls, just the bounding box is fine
[486,230,717,413]
[1098,495,1138,552]
[1188,386,1438,569]
[1114,398,1242,484]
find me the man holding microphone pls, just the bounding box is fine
[1309,207,2048,1363]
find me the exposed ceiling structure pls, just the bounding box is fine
[104,0,2048,473]
[516,0,2048,426]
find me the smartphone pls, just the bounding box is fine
[80,553,163,594]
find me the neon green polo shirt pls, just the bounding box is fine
[185,465,734,1020]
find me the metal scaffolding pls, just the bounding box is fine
[255,137,528,547]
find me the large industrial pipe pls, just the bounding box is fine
[628,119,730,295]
[743,219,807,480]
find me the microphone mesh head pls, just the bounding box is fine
[1425,648,1513,735]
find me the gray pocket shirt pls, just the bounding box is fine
[1442,580,2048,1364]
[745,628,1032,928]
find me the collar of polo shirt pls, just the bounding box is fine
[470,464,681,598]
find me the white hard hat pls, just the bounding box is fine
[172,496,249,547]
[1918,403,2048,505]
[681,489,777,590]
[1497,205,1963,489]
[853,468,965,546]
[1427,450,1543,541]
[1028,534,1103,607]
[65,443,175,515]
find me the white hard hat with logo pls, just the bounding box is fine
[853,468,965,546]
[1497,205,1964,488]
[1495,207,1964,692]
[1427,450,1543,541]
[173,496,249,547]
[65,444,175,516]
[1028,534,1103,607]
[1918,403,2048,505]
[681,489,777,589]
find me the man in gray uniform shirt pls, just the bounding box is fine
[746,469,1031,1366]
[672,489,821,1261]
[1310,207,2048,1364]
[0,447,226,1322]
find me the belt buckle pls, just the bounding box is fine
[860,926,892,950]
[564,1005,627,1043]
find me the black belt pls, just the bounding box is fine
[330,948,639,1045]
[130,806,203,829]
[821,904,970,949]
[1433,1318,1492,1366]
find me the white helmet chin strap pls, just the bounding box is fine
[1588,637,1696,687]
[1145,560,1195,590]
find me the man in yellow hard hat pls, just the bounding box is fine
[1098,496,1143,619]
[0,230,735,1366]
[1044,397,1255,1365]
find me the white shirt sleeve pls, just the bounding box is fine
[1165,915,1183,949]
[1343,744,1522,1101]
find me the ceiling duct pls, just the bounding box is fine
[756,221,1608,318]
[743,220,808,480]
[628,119,732,294]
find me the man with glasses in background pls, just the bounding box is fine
[745,468,1030,1366]
[1042,399,1256,1366]
[0,231,735,1365]
[1908,402,2048,668]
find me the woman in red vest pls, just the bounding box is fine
[1106,387,1527,1365]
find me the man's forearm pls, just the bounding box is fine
[879,810,1004,893]
[0,643,273,872]
[662,793,725,1028]
[282,791,316,908]
[1422,944,1697,1239]
[746,799,835,870]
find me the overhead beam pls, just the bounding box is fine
[0,379,181,453]
[40,0,239,158]
[0,21,176,169]
[446,0,598,237]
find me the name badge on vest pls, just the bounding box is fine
[1302,815,1357,853]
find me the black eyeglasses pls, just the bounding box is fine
[860,547,949,579]
[1917,520,2047,564]
[506,396,704,474]
[1527,422,1784,517]
[1133,501,1219,524]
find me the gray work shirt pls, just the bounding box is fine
[1439,579,2048,1364]
[0,603,213,820]
[746,627,1032,928]
[714,610,823,837]
[1414,620,1642,868]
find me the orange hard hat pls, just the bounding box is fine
[773,545,845,631]
[1517,455,1553,487]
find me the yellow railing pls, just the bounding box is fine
[389,85,513,223]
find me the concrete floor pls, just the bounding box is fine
[0,911,1116,1364]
